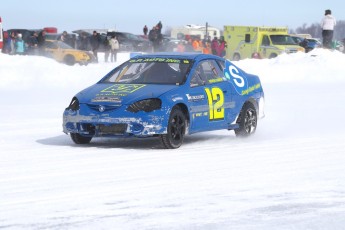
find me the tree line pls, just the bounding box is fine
[290,20,345,41]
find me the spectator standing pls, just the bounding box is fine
[202,42,211,54]
[90,31,101,62]
[78,32,89,51]
[148,26,162,52]
[37,30,46,55]
[218,36,227,57]
[2,32,12,54]
[103,36,111,62]
[211,37,219,55]
[176,40,185,52]
[192,38,200,51]
[143,25,148,36]
[59,31,68,42]
[184,38,194,52]
[15,33,25,55]
[9,32,16,55]
[27,32,39,55]
[202,35,211,47]
[109,35,120,62]
[59,31,74,48]
[156,21,163,34]
[320,9,336,49]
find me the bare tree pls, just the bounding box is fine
[294,20,345,40]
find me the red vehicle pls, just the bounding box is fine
[0,17,3,50]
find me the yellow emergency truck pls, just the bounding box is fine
[223,26,305,60]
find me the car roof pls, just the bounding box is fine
[133,52,222,61]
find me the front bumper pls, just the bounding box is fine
[63,108,167,137]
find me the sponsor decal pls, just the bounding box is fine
[241,83,261,95]
[186,94,205,101]
[208,78,224,83]
[92,96,122,103]
[224,61,248,95]
[205,87,224,120]
[100,84,145,96]
[172,96,184,102]
[129,58,190,64]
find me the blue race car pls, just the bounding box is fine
[63,53,265,148]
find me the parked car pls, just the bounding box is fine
[290,35,321,52]
[45,32,78,49]
[161,36,183,52]
[44,40,95,65]
[106,31,152,52]
[63,53,265,148]
[6,29,40,43]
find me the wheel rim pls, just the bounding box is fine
[244,108,257,134]
[170,114,185,142]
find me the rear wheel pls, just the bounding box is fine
[64,55,75,66]
[70,133,92,144]
[233,53,241,61]
[235,102,257,137]
[160,107,186,149]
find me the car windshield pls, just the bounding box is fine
[101,58,193,85]
[270,35,296,45]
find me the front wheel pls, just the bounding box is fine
[160,107,186,149]
[70,133,92,144]
[235,102,257,137]
[269,53,277,59]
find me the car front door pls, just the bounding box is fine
[188,60,232,133]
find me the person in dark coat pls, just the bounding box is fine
[90,31,101,62]
[78,32,89,51]
[27,32,39,55]
[148,26,162,52]
[37,30,47,56]
[143,25,148,36]
[156,21,163,34]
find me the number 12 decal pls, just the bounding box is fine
[205,87,224,120]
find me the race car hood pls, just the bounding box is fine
[76,83,178,105]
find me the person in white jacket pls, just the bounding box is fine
[109,35,120,62]
[320,9,336,49]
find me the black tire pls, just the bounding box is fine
[235,102,257,137]
[70,133,92,144]
[160,107,186,149]
[233,53,241,61]
[64,55,75,66]
[269,53,277,59]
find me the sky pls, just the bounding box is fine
[1,0,344,35]
[1,49,345,229]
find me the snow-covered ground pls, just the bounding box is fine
[1,49,345,229]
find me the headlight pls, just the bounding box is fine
[298,47,305,52]
[66,97,79,111]
[127,98,161,113]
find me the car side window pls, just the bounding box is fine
[216,59,225,72]
[190,64,207,87]
[262,35,270,46]
[45,42,57,49]
[191,60,227,87]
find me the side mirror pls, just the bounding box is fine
[245,34,250,43]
